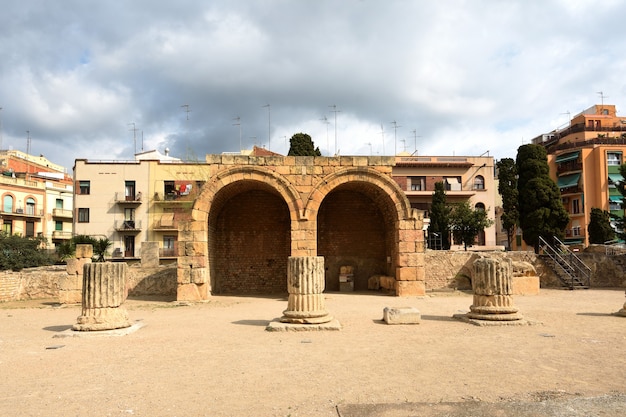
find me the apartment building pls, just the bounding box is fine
[391,154,497,248]
[0,150,73,248]
[73,149,208,259]
[532,104,626,246]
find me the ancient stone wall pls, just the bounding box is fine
[0,264,177,302]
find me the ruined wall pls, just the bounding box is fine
[212,190,290,294]
[424,250,626,289]
[318,190,388,291]
[1,264,177,302]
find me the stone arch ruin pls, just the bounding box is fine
[176,156,424,301]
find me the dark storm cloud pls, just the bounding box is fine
[1,0,626,171]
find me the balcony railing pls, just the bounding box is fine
[52,230,72,239]
[114,220,142,231]
[565,228,586,239]
[557,161,582,174]
[115,192,143,203]
[0,208,44,217]
[52,208,73,218]
[159,246,178,257]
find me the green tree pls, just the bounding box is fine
[58,235,112,262]
[588,208,615,244]
[496,158,519,250]
[428,181,451,249]
[516,144,569,251]
[449,201,494,251]
[287,133,321,156]
[0,233,53,271]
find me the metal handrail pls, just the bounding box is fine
[540,236,591,288]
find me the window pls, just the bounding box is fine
[3,195,13,213]
[444,177,462,191]
[607,152,622,166]
[78,208,90,223]
[572,199,580,214]
[409,176,425,191]
[79,180,90,195]
[3,220,12,235]
[473,175,485,190]
[475,202,486,211]
[610,200,621,211]
[26,198,35,215]
[56,198,63,209]
[164,181,176,200]
[125,181,136,201]
[25,221,35,237]
[163,236,176,257]
[55,221,63,231]
[124,208,135,229]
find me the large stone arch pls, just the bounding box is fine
[306,167,424,295]
[176,166,304,300]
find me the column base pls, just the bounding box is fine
[73,307,131,331]
[280,310,334,324]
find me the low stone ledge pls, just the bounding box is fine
[266,318,342,331]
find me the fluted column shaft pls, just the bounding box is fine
[73,262,131,331]
[468,256,522,321]
[281,256,333,324]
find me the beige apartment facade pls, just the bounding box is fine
[391,155,498,248]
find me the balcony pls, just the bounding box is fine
[153,215,178,231]
[557,161,582,174]
[159,246,178,258]
[1,208,44,219]
[52,208,73,218]
[404,185,476,198]
[153,192,196,205]
[115,192,143,204]
[52,230,72,240]
[114,219,142,232]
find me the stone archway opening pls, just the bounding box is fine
[317,182,398,292]
[208,180,290,295]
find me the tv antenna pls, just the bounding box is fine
[379,124,386,155]
[181,104,191,120]
[366,142,372,155]
[128,122,138,154]
[411,129,421,155]
[597,92,608,113]
[391,120,401,156]
[26,130,31,155]
[329,104,341,155]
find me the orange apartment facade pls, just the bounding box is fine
[532,104,626,246]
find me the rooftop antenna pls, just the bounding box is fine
[262,104,271,151]
[141,130,144,151]
[26,130,31,155]
[411,129,421,155]
[379,123,386,155]
[366,142,372,155]
[329,104,341,155]
[233,116,242,152]
[320,115,330,156]
[597,91,608,113]
[391,120,401,156]
[128,122,138,154]
[181,104,191,120]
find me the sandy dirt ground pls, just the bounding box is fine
[1,288,625,417]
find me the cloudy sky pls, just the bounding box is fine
[2,0,626,172]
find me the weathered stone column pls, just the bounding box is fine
[617,290,626,317]
[280,256,333,324]
[467,256,523,321]
[73,262,131,331]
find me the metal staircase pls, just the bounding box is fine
[539,236,591,289]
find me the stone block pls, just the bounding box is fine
[177,283,205,301]
[58,290,82,304]
[66,257,91,275]
[75,244,93,259]
[140,242,160,268]
[379,276,396,290]
[368,275,381,290]
[396,267,417,281]
[511,275,540,295]
[383,306,421,324]
[58,274,82,290]
[396,280,425,296]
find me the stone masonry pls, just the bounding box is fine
[176,155,425,301]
